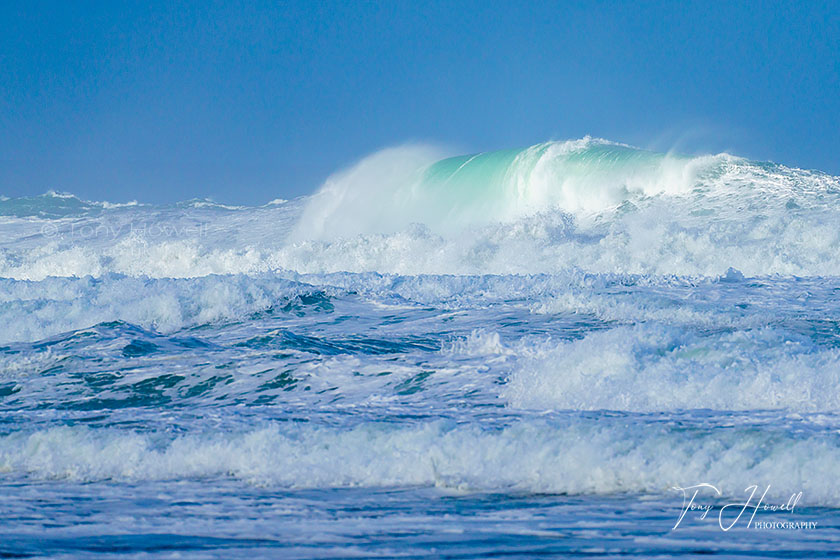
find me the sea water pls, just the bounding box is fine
[2,138,840,557]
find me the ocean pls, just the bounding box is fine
[1,137,839,558]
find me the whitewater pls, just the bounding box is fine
[2,137,840,557]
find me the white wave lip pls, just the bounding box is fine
[2,421,838,505]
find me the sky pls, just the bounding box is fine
[1,0,838,205]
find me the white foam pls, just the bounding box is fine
[503,324,840,412]
[0,275,328,344]
[2,421,838,504]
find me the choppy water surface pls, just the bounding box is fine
[2,139,840,557]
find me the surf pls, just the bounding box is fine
[292,137,836,241]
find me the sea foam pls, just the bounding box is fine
[2,420,838,505]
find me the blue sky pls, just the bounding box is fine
[1,1,838,205]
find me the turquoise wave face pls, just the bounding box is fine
[422,141,669,189]
[0,192,103,218]
[416,141,699,221]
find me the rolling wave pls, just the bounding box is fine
[294,137,839,240]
